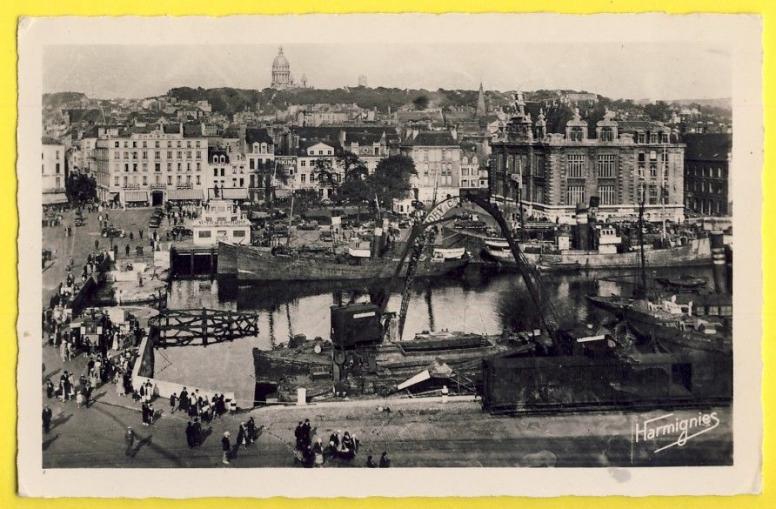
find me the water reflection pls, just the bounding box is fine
[167,266,716,344]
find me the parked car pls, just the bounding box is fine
[102,226,125,238]
[171,226,193,238]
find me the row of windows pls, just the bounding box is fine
[298,173,342,184]
[114,175,202,186]
[635,132,670,144]
[565,184,663,206]
[117,162,203,173]
[113,139,202,149]
[113,150,204,160]
[687,181,726,194]
[688,165,725,178]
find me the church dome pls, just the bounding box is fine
[273,47,289,70]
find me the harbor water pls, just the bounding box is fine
[154,266,717,406]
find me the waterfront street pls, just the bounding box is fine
[42,336,732,469]
[42,206,158,306]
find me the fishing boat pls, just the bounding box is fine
[481,236,712,270]
[655,274,708,290]
[218,241,469,282]
[586,293,732,355]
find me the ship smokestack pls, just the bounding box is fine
[710,231,727,293]
[575,205,589,250]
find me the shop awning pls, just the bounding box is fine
[124,190,149,202]
[167,189,203,201]
[210,188,249,200]
[42,192,68,205]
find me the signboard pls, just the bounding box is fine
[424,196,462,225]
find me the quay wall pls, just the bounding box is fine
[131,335,239,409]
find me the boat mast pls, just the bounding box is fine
[638,184,647,295]
[661,143,667,242]
[286,185,295,248]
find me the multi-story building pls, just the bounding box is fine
[293,141,343,199]
[460,143,488,189]
[489,95,685,225]
[94,124,208,206]
[400,129,462,204]
[205,127,276,202]
[206,146,248,201]
[42,138,68,206]
[683,133,732,217]
[340,130,391,174]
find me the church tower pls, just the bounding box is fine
[476,82,487,117]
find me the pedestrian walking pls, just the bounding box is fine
[42,406,52,434]
[124,426,135,456]
[185,421,195,448]
[246,417,257,445]
[125,244,130,257]
[221,432,231,464]
[237,422,247,449]
[169,392,177,413]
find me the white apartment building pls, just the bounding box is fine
[42,139,67,206]
[94,125,208,206]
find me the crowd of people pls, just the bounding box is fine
[169,388,230,423]
[165,202,200,225]
[218,417,260,465]
[291,418,387,468]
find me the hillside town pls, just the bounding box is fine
[44,47,732,223]
[39,45,734,470]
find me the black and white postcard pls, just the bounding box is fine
[16,14,763,498]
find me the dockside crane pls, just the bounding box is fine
[369,189,562,347]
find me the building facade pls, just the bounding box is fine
[400,130,462,204]
[42,140,67,206]
[94,125,208,206]
[683,133,732,217]
[490,97,685,225]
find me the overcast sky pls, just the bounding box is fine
[43,42,731,101]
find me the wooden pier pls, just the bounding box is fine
[149,308,259,348]
[170,244,218,278]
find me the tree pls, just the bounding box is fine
[412,95,429,110]
[371,155,416,209]
[311,157,338,194]
[644,100,671,122]
[65,172,97,204]
[335,152,371,205]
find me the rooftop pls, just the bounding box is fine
[683,133,732,161]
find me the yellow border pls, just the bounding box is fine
[2,1,772,508]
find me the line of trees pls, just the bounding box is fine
[305,153,416,210]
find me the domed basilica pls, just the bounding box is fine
[271,47,308,90]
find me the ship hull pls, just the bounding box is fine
[586,295,732,355]
[219,242,469,282]
[480,237,712,270]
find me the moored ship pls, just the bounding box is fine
[218,241,469,282]
[482,236,711,270]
